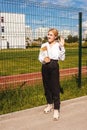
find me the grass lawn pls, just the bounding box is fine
[0,76,87,115]
[0,47,87,115]
[0,47,87,76]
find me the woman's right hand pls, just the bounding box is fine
[44,57,50,63]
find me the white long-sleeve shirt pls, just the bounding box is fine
[38,42,65,64]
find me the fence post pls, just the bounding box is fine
[78,12,82,87]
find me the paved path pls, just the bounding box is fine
[0,96,87,130]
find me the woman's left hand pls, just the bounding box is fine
[59,37,65,46]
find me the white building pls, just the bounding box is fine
[25,25,33,46]
[25,26,32,40]
[0,12,25,49]
[60,30,71,39]
[83,30,87,39]
[34,27,49,39]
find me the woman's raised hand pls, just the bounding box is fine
[59,36,65,46]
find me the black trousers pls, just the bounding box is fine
[42,60,60,110]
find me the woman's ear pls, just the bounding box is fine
[55,36,58,40]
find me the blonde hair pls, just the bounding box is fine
[48,28,58,40]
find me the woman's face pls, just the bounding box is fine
[47,31,56,43]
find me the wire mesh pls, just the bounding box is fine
[0,0,87,114]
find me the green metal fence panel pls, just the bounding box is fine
[78,12,82,87]
[0,0,87,114]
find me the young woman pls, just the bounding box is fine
[38,28,65,121]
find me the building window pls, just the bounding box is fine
[2,36,4,39]
[1,17,4,23]
[1,26,4,32]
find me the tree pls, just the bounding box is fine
[72,36,78,42]
[66,35,73,43]
[65,35,78,43]
[42,36,48,43]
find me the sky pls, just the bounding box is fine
[31,0,87,9]
[0,0,87,39]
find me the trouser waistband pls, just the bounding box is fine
[50,59,58,62]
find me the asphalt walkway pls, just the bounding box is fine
[0,96,87,130]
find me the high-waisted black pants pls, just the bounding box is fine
[42,60,60,110]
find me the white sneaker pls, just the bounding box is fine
[44,104,53,113]
[53,110,60,121]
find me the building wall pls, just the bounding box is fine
[0,13,25,49]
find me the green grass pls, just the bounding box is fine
[0,47,87,115]
[60,76,87,100]
[0,76,87,115]
[0,47,87,76]
[0,49,40,76]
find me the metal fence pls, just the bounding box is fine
[0,0,87,114]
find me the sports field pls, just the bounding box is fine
[0,47,87,88]
[0,47,87,76]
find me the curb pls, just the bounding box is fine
[0,95,87,121]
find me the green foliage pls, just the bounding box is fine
[60,76,87,101]
[0,84,46,115]
[65,35,78,43]
[0,77,87,115]
[82,42,87,48]
[42,36,48,43]
[65,42,79,47]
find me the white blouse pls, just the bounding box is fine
[38,42,65,64]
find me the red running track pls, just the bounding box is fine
[0,66,87,88]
